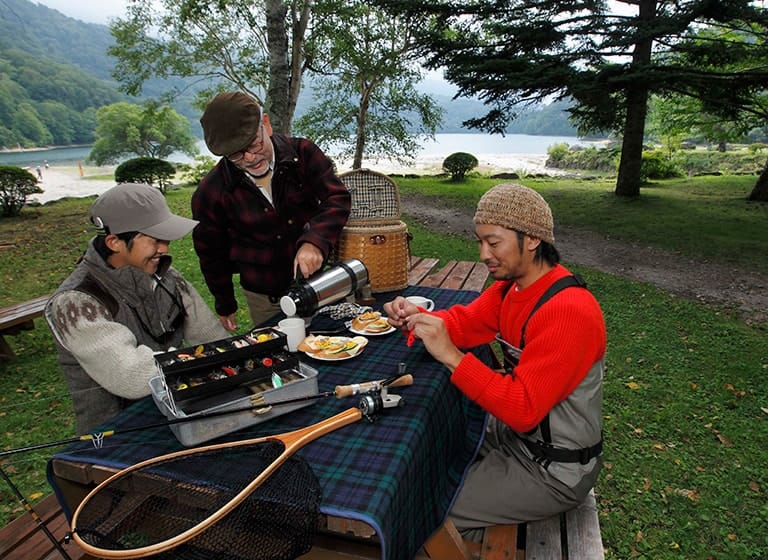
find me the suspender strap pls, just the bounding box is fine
[517,274,587,444]
[519,274,587,351]
[521,437,603,465]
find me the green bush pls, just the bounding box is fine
[545,143,571,166]
[115,157,176,193]
[0,165,42,217]
[442,152,479,181]
[178,155,217,187]
[546,145,620,172]
[672,149,765,176]
[638,150,684,181]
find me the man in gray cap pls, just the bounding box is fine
[194,92,351,329]
[46,183,228,434]
[384,183,606,539]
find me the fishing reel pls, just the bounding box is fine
[358,381,404,422]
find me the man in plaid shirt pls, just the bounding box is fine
[193,92,351,329]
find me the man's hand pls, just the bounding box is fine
[405,313,464,372]
[219,313,237,332]
[383,296,420,330]
[295,243,324,279]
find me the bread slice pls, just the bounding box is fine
[351,311,388,332]
[297,335,369,358]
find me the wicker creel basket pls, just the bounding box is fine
[340,168,402,226]
[337,221,411,293]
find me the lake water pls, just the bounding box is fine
[0,133,596,168]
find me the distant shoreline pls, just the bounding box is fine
[0,144,92,154]
[2,132,603,156]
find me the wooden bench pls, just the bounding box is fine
[2,260,602,559]
[0,294,51,360]
[423,489,604,560]
[0,494,94,560]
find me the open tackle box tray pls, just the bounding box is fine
[149,360,319,446]
[154,327,289,402]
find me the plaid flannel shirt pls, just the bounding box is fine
[192,134,351,316]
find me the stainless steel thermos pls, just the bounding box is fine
[279,259,369,317]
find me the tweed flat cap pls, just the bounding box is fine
[200,92,263,156]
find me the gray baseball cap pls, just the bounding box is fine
[90,183,198,241]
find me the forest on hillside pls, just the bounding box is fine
[0,0,579,151]
[0,47,122,148]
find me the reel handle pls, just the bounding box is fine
[334,374,413,398]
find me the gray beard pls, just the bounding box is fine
[246,162,274,179]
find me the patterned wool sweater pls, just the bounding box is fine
[46,241,228,434]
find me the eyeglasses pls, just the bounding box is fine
[227,124,266,163]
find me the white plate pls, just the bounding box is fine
[348,324,396,336]
[303,347,364,361]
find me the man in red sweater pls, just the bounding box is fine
[384,183,606,538]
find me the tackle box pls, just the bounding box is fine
[149,360,319,446]
[154,327,289,402]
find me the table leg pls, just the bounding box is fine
[423,519,469,560]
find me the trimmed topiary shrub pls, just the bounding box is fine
[0,165,42,217]
[115,157,176,193]
[443,152,479,181]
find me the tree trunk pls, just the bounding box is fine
[265,0,291,134]
[747,157,768,201]
[286,1,313,135]
[614,0,655,198]
[352,82,373,169]
[615,87,649,197]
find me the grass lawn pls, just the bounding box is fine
[0,175,766,559]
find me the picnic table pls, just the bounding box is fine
[4,258,602,559]
[0,294,51,360]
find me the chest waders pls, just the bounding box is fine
[499,275,603,466]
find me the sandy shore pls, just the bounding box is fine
[28,165,118,205]
[28,152,562,205]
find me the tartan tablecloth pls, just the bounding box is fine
[47,286,493,560]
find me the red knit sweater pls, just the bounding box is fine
[438,264,606,433]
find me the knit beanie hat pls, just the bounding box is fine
[473,183,555,244]
[200,92,263,156]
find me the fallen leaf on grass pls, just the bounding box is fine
[714,431,733,447]
[626,381,641,390]
[29,492,44,500]
[748,481,760,493]
[665,486,700,502]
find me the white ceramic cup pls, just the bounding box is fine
[277,317,307,352]
[405,295,435,311]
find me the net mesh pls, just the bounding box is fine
[74,440,321,560]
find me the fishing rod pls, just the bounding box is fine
[0,373,413,458]
[1,465,73,560]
